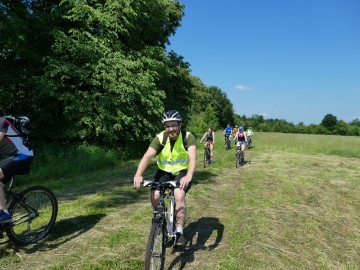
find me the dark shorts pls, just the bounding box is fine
[153,169,192,193]
[0,154,33,183]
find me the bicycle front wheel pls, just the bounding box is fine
[203,148,208,168]
[236,151,242,168]
[7,185,58,245]
[145,217,166,270]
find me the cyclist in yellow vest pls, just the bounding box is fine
[246,127,254,137]
[246,127,254,147]
[134,110,196,246]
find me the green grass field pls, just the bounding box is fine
[1,132,359,269]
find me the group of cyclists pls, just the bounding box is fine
[200,124,254,164]
[133,110,253,248]
[1,108,252,251]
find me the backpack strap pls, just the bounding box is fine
[156,132,168,155]
[181,129,188,151]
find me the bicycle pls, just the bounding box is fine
[203,142,211,168]
[0,176,58,245]
[143,180,177,270]
[247,135,252,148]
[225,135,231,150]
[235,145,243,168]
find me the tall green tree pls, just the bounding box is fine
[321,114,338,131]
[160,51,194,126]
[333,120,348,135]
[208,86,234,128]
[0,0,63,117]
[34,0,185,146]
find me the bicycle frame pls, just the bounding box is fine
[225,135,231,150]
[143,180,177,240]
[2,178,36,230]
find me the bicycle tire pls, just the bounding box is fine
[145,217,166,270]
[236,152,240,168]
[6,185,58,245]
[239,151,243,166]
[203,148,207,168]
[236,150,243,168]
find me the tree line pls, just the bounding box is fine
[234,113,360,136]
[1,0,358,157]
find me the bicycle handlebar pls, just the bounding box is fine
[142,180,177,188]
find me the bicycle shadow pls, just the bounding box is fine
[0,214,105,254]
[167,216,224,269]
[238,160,251,167]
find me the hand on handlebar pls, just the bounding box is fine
[133,176,144,189]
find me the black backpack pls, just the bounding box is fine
[5,115,31,137]
[157,129,188,155]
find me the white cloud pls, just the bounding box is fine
[234,84,252,91]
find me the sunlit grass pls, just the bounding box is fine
[1,132,360,269]
[253,132,360,158]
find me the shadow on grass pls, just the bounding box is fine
[192,170,217,185]
[0,214,105,254]
[168,217,224,269]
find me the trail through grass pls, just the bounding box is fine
[1,132,359,269]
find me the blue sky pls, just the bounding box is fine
[167,0,360,125]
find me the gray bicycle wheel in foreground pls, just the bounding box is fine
[145,217,166,270]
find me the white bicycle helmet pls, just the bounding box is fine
[161,110,182,123]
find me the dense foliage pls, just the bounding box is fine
[1,0,359,157]
[235,113,360,136]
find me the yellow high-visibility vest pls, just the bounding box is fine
[156,131,189,175]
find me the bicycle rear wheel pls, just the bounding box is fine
[6,186,58,245]
[145,217,166,270]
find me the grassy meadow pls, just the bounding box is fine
[0,132,359,269]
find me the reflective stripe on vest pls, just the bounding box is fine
[156,131,189,175]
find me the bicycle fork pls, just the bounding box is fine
[166,195,177,244]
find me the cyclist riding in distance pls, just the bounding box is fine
[223,124,232,145]
[246,126,254,139]
[133,110,196,246]
[234,126,248,163]
[199,127,215,163]
[232,125,238,145]
[0,116,33,223]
